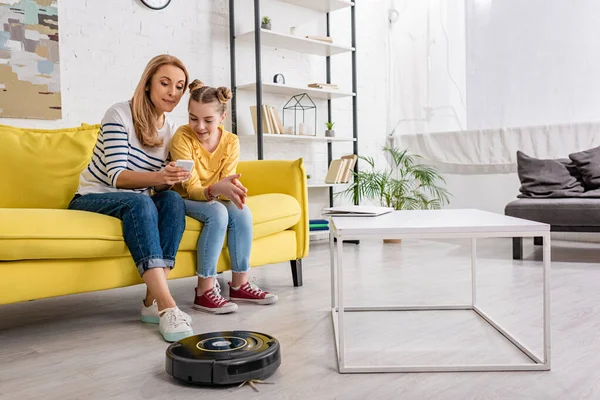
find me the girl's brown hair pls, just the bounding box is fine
[131,54,189,147]
[188,79,232,114]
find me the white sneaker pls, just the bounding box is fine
[141,299,191,325]
[159,307,194,343]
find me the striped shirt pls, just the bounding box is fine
[76,101,177,196]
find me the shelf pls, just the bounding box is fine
[307,183,348,188]
[237,29,354,57]
[238,134,356,143]
[237,82,355,100]
[278,0,354,13]
[310,230,329,237]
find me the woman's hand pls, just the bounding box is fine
[210,173,248,209]
[160,161,191,186]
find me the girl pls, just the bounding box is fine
[68,55,193,342]
[169,80,278,314]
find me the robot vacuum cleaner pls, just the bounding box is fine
[165,330,281,385]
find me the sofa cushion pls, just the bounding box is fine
[516,151,585,198]
[505,198,600,227]
[0,124,100,209]
[181,193,301,243]
[0,193,300,261]
[569,146,600,190]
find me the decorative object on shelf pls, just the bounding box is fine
[140,0,172,10]
[261,16,271,30]
[325,154,356,184]
[289,26,297,35]
[325,121,335,137]
[306,35,333,43]
[282,93,316,136]
[249,105,284,134]
[273,74,285,85]
[308,82,339,90]
[339,145,450,242]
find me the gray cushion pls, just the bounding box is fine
[569,146,600,190]
[505,198,600,227]
[516,151,585,198]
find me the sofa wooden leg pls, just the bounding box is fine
[513,237,523,260]
[290,259,303,287]
[534,236,543,246]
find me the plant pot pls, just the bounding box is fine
[261,23,271,30]
[325,129,335,137]
[383,239,402,244]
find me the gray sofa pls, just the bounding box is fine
[505,198,600,259]
[505,148,600,260]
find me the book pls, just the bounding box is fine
[324,159,345,184]
[340,154,357,183]
[249,105,270,134]
[267,106,280,134]
[323,154,357,184]
[262,105,274,134]
[321,206,394,217]
[306,35,333,43]
[270,106,285,134]
[308,83,339,90]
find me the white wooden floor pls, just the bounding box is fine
[2,237,600,399]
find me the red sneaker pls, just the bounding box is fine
[193,281,238,314]
[229,280,278,305]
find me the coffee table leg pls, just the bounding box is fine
[336,235,346,371]
[471,238,477,307]
[543,232,552,368]
[330,230,336,309]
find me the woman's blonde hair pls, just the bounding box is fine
[131,54,189,148]
[188,79,232,115]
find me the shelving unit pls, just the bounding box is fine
[228,0,358,212]
[236,29,355,57]
[236,82,355,100]
[279,0,354,13]
[237,133,356,143]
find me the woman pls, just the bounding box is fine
[169,80,278,314]
[68,55,193,342]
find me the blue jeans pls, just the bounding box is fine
[68,191,186,277]
[184,199,252,278]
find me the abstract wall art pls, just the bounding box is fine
[0,0,60,120]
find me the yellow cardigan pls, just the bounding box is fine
[169,124,239,201]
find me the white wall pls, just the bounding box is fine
[466,0,600,129]
[387,0,467,137]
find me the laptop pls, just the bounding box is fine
[321,205,394,217]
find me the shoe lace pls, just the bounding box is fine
[207,280,229,306]
[245,277,265,296]
[165,307,189,328]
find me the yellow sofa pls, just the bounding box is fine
[0,124,309,305]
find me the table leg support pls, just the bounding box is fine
[471,238,477,307]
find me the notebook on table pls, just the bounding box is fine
[321,206,394,217]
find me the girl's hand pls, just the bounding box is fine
[160,161,191,185]
[211,174,247,209]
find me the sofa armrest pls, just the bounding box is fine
[237,159,309,260]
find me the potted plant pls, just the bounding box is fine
[261,16,271,30]
[325,121,335,137]
[340,145,451,243]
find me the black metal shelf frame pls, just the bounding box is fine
[228,0,359,207]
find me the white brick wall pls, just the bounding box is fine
[1,0,390,230]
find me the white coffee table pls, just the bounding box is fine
[329,208,551,373]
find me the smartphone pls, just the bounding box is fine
[175,159,194,172]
